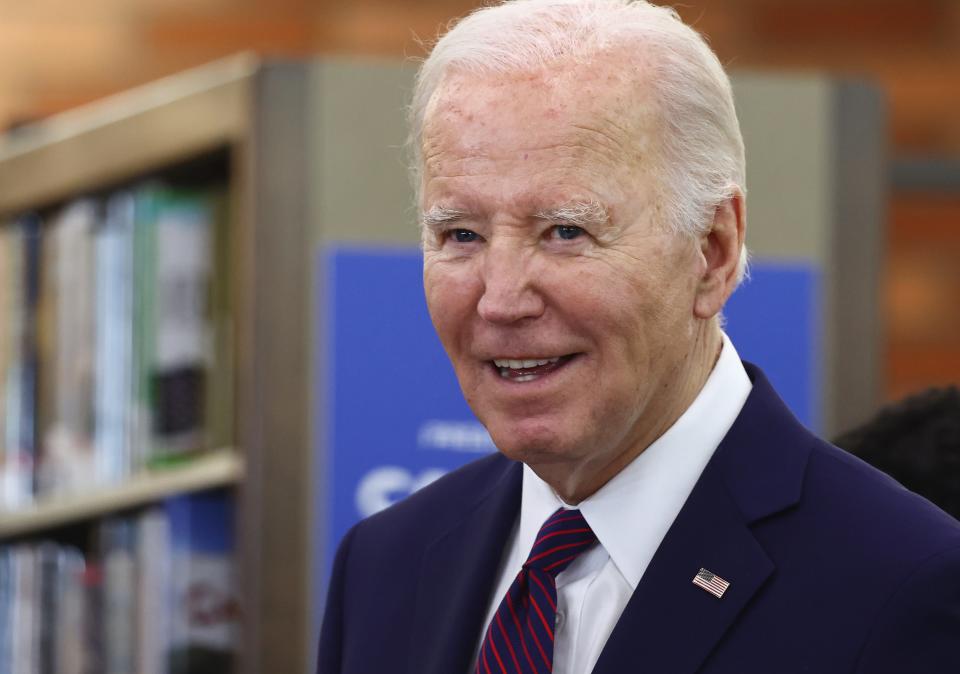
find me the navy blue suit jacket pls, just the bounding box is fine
[318,365,960,673]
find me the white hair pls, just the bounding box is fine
[409,0,748,279]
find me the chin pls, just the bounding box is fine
[487,423,581,467]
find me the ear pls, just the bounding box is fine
[693,190,746,320]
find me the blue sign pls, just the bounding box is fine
[725,261,821,432]
[313,246,821,620]
[313,246,488,613]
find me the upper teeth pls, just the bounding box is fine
[493,357,560,369]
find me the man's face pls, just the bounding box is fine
[420,62,708,496]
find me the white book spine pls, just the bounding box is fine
[56,548,87,674]
[103,523,137,674]
[137,508,172,674]
[1,229,31,509]
[45,200,98,497]
[11,546,37,674]
[95,194,135,485]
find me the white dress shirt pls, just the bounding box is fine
[473,333,752,674]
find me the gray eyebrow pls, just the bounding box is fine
[420,200,610,234]
[420,205,470,232]
[534,201,610,228]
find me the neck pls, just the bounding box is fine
[540,322,724,504]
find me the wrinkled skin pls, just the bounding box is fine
[420,58,744,503]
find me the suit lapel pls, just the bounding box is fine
[592,464,773,674]
[409,458,523,674]
[593,364,811,674]
[407,364,810,674]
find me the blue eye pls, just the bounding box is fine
[554,225,584,240]
[450,229,479,243]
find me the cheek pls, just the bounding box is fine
[423,261,481,345]
[557,257,688,380]
[564,262,660,334]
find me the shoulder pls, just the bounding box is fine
[793,440,960,664]
[725,375,960,664]
[737,362,960,559]
[804,438,960,555]
[768,432,960,587]
[852,541,960,672]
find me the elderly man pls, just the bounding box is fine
[318,1,960,672]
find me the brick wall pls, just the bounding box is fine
[3,0,958,403]
[7,0,957,153]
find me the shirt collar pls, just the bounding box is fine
[519,332,752,589]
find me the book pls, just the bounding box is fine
[100,518,138,674]
[0,215,43,509]
[0,221,32,509]
[81,562,106,674]
[0,223,18,509]
[137,506,172,674]
[55,546,87,674]
[166,491,239,674]
[0,177,236,671]
[10,545,38,674]
[0,489,238,673]
[1,179,230,502]
[0,541,93,674]
[37,200,99,498]
[95,192,137,486]
[138,186,216,463]
[20,216,42,506]
[0,548,12,671]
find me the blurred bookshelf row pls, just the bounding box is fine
[0,183,233,511]
[0,491,237,674]
[0,56,317,674]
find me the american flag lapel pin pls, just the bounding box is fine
[692,567,730,599]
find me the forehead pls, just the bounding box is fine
[420,58,660,207]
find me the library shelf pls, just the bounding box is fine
[0,449,245,539]
[0,54,353,674]
[0,54,256,215]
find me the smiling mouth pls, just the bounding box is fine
[491,354,577,382]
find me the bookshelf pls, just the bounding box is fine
[0,56,316,674]
[0,449,244,538]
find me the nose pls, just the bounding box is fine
[476,241,545,325]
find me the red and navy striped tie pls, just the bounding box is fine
[476,508,598,674]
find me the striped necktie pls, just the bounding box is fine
[476,508,598,674]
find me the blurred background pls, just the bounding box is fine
[0,2,958,674]
[2,0,959,398]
